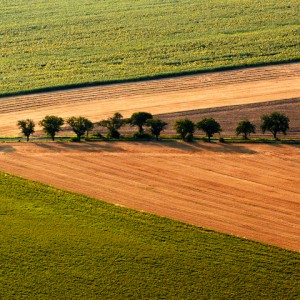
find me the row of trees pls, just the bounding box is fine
[17,112,165,142]
[17,111,290,142]
[174,111,290,142]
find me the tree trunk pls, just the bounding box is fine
[208,135,211,142]
[26,135,29,142]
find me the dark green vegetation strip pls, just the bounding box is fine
[1,0,299,96]
[0,173,299,299]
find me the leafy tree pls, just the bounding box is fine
[67,116,93,141]
[98,112,125,139]
[129,112,153,134]
[39,115,64,141]
[236,119,256,139]
[174,119,195,141]
[260,112,289,140]
[146,118,168,141]
[17,119,35,142]
[197,118,222,142]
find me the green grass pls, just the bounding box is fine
[1,0,299,96]
[0,172,299,299]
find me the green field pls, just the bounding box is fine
[0,172,299,299]
[1,0,299,96]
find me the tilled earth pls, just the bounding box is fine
[0,141,299,251]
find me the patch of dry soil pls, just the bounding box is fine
[0,141,299,251]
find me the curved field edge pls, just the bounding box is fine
[1,0,299,96]
[0,172,299,299]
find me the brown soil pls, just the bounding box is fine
[158,97,300,138]
[0,141,299,251]
[1,63,299,136]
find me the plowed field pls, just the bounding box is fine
[159,97,300,138]
[1,141,299,251]
[1,63,300,136]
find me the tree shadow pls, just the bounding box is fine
[283,143,300,149]
[0,144,15,153]
[34,142,126,152]
[154,140,257,154]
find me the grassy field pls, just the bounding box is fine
[0,172,299,299]
[1,0,299,96]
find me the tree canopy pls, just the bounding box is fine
[260,112,289,139]
[39,115,64,141]
[98,112,125,139]
[17,119,35,141]
[174,119,195,141]
[146,118,168,140]
[67,116,93,141]
[236,119,256,139]
[129,112,153,134]
[197,118,222,142]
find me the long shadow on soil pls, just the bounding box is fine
[33,140,268,154]
[0,144,15,153]
[34,142,125,152]
[155,141,257,154]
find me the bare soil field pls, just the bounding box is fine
[159,97,300,138]
[1,63,299,136]
[0,141,299,251]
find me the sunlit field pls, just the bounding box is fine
[1,0,299,95]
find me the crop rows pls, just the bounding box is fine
[1,0,299,95]
[0,63,298,115]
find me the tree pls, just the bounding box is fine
[260,112,289,140]
[129,112,153,134]
[17,119,35,142]
[98,112,125,139]
[146,118,168,141]
[174,119,195,141]
[236,119,256,139]
[39,115,64,141]
[197,118,222,142]
[67,116,93,141]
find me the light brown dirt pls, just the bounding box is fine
[0,141,299,251]
[1,63,300,136]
